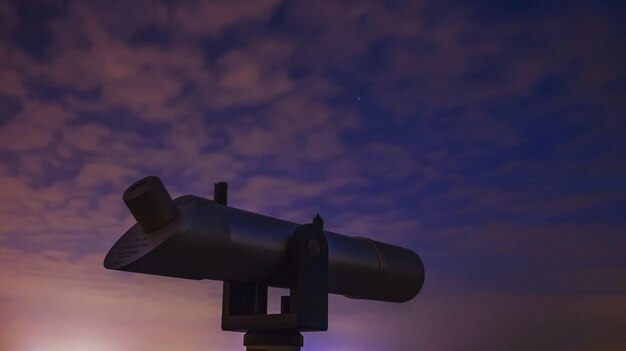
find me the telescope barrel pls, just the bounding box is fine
[104,178,424,303]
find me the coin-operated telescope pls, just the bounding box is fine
[104,176,425,351]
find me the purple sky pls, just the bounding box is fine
[1,0,625,350]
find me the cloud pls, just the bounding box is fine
[0,101,68,151]
[172,0,280,33]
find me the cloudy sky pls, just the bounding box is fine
[0,0,625,350]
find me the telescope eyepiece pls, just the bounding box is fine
[123,176,179,232]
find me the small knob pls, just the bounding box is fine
[123,176,179,232]
[214,182,228,205]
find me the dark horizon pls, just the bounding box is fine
[0,0,625,350]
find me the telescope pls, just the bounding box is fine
[104,176,425,350]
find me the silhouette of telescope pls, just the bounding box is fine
[104,176,424,350]
[105,176,424,302]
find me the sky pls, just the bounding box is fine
[0,0,625,350]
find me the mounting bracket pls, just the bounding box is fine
[215,182,328,351]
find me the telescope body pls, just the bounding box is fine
[104,178,424,303]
